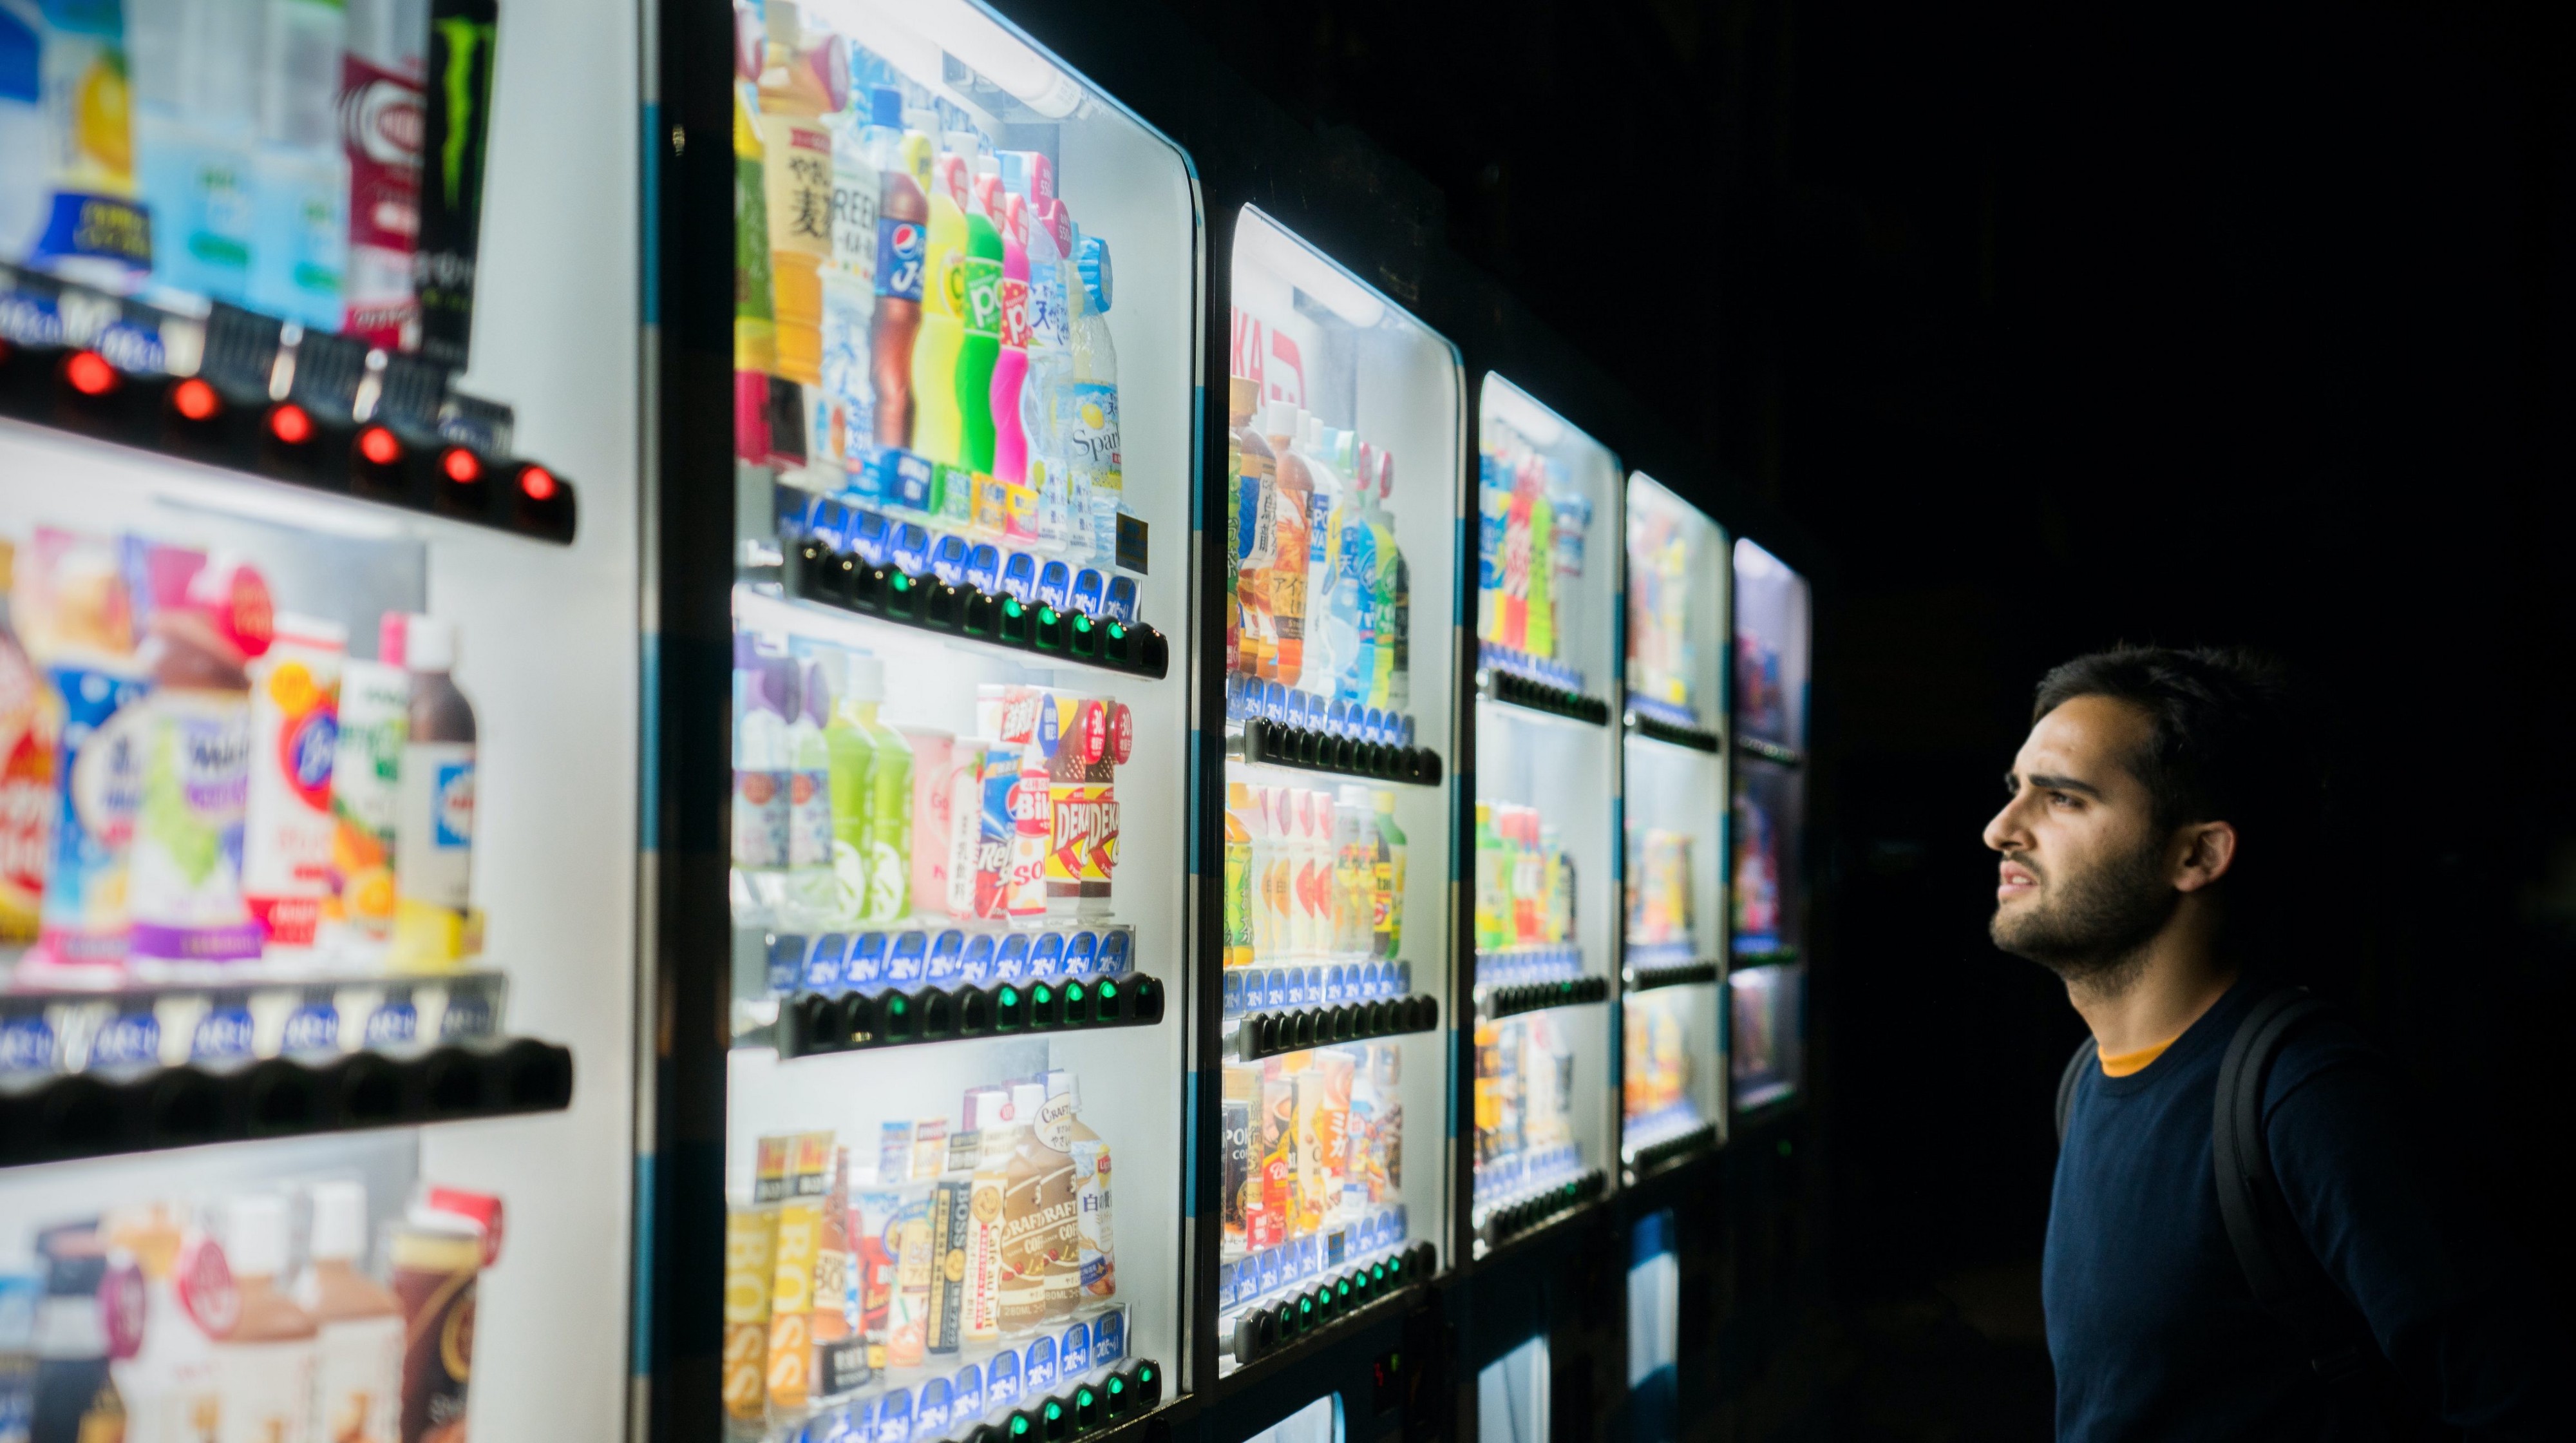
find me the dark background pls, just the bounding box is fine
[1155,0,2576,1434]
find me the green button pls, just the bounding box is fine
[891,573,911,591]
[1005,598,1023,617]
[1074,615,1092,633]
[999,986,1019,1006]
[1099,981,1117,999]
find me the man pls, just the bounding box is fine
[1984,645,2561,1439]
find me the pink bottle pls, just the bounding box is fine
[989,183,1033,489]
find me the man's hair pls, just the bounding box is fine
[2031,645,2321,931]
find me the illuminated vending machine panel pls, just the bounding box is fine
[722,2,1188,1437]
[1466,377,1616,1258]
[1619,475,1728,1168]
[1215,208,1455,1373]
[1727,539,1808,1113]
[0,0,636,1437]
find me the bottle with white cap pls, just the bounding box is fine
[298,1181,401,1443]
[391,615,478,971]
[216,1194,318,1443]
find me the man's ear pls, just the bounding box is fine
[2172,821,2237,893]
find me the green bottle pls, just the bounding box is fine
[840,653,913,921]
[819,649,878,926]
[1375,790,1406,960]
[956,175,1005,473]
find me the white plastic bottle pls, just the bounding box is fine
[781,656,837,927]
[298,1180,401,1443]
[129,0,262,305]
[216,1194,318,1443]
[1296,412,1345,701]
[1065,231,1122,562]
[247,0,351,330]
[390,616,476,972]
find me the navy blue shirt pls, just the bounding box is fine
[2045,978,2564,1440]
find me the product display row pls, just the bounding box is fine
[3,0,1815,1439]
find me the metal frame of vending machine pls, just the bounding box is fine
[0,0,641,1436]
[645,0,1200,1439]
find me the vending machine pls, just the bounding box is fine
[1209,207,1457,1380]
[652,0,1194,1437]
[1725,540,1808,1115]
[0,0,639,1437]
[1464,376,1617,1263]
[1618,473,1728,1163]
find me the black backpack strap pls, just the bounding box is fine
[2054,1035,2095,1145]
[2213,986,2372,1382]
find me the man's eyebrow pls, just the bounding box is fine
[2021,772,2105,799]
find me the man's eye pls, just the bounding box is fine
[2047,792,2078,808]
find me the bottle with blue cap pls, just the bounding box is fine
[1064,228,1122,562]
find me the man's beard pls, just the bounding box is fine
[1990,835,2176,995]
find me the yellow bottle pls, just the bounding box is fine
[909,154,971,467]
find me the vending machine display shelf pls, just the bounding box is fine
[748,1301,1148,1443]
[770,542,1171,680]
[1622,961,1722,993]
[1735,734,1804,768]
[0,968,509,1074]
[1472,943,1587,988]
[1476,1169,1609,1250]
[0,1036,575,1167]
[1730,944,1801,968]
[1625,711,1723,753]
[1229,995,1441,1061]
[1734,1079,1799,1114]
[1475,976,1611,1021]
[1233,720,1443,786]
[766,975,1167,1060]
[0,282,578,544]
[1477,668,1613,728]
[1624,1120,1719,1181]
[1220,1241,1437,1370]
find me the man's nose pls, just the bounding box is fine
[1983,793,2027,854]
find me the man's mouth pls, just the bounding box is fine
[1997,859,2040,902]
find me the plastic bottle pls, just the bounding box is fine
[326,616,406,962]
[241,613,344,959]
[908,151,969,469]
[1332,437,1381,707]
[390,616,476,972]
[247,0,352,330]
[298,1181,402,1443]
[1368,450,1402,712]
[782,657,837,927]
[0,4,45,262]
[1385,453,1412,718]
[129,0,260,306]
[755,1,831,388]
[1229,378,1276,680]
[1245,783,1274,966]
[732,82,777,464]
[732,635,791,924]
[1222,782,1253,971]
[217,1195,319,1443]
[1293,413,1344,698]
[1262,403,1312,687]
[1334,786,1370,957]
[808,648,869,926]
[1475,444,1508,644]
[954,165,1004,477]
[30,1231,124,1443]
[839,653,910,922]
[0,539,54,946]
[130,553,272,972]
[820,99,878,481]
[389,1209,481,1443]
[104,1205,220,1443]
[863,88,923,452]
[987,184,1031,497]
[1372,789,1402,962]
[14,0,150,287]
[336,0,426,345]
[1066,233,1122,560]
[1472,802,1505,953]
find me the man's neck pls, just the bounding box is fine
[2065,904,2237,1056]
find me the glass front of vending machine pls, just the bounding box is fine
[1213,208,1457,1375]
[1620,475,1728,1167]
[1727,539,1809,1114]
[1465,377,1617,1259]
[0,0,639,1436]
[714,0,1193,1437]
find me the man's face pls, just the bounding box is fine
[1982,694,2179,982]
